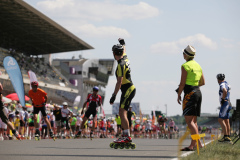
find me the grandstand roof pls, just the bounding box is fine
[0,0,94,55]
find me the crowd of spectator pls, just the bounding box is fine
[0,100,181,140]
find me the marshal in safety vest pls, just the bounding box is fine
[182,60,202,86]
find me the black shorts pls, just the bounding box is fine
[0,101,9,124]
[84,107,97,119]
[182,87,202,117]
[33,106,47,117]
[128,121,132,127]
[120,85,136,111]
[29,122,34,127]
[71,125,76,132]
[117,125,121,129]
[20,120,25,127]
[61,117,70,130]
[50,121,54,128]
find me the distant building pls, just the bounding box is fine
[52,57,116,110]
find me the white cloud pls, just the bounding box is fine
[37,0,160,21]
[151,34,217,54]
[60,21,130,38]
[73,24,130,38]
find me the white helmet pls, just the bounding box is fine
[62,102,68,106]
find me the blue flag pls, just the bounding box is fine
[3,56,25,107]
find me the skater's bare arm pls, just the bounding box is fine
[199,73,205,87]
[0,82,3,92]
[44,95,48,103]
[113,77,122,95]
[177,66,187,105]
[81,102,87,114]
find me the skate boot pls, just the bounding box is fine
[110,135,124,148]
[35,129,40,141]
[13,131,21,141]
[90,131,94,140]
[165,134,168,139]
[75,131,81,138]
[49,129,55,141]
[112,136,136,149]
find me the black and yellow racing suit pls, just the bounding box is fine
[115,57,136,111]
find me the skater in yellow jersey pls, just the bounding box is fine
[109,39,136,149]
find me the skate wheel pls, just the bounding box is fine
[119,143,124,149]
[130,143,136,149]
[124,143,130,149]
[114,143,118,149]
[53,137,55,141]
[110,142,114,148]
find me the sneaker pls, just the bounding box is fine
[223,137,233,144]
[218,136,225,142]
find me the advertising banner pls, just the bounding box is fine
[3,56,25,107]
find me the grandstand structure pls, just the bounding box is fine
[0,0,115,110]
[52,58,115,109]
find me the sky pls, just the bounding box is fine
[24,0,240,116]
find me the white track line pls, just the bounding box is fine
[171,141,212,160]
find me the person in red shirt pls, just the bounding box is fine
[76,86,102,138]
[28,81,54,139]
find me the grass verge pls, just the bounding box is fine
[181,138,240,160]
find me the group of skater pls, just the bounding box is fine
[0,38,233,150]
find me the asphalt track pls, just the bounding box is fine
[0,138,192,160]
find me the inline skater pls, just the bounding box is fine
[0,82,21,140]
[0,104,9,140]
[53,104,62,138]
[60,102,72,138]
[28,81,54,140]
[109,42,136,149]
[75,114,82,135]
[216,74,232,143]
[145,120,152,138]
[19,106,28,138]
[158,115,168,139]
[76,86,102,139]
[168,118,175,139]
